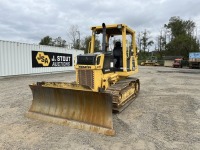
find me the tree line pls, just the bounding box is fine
[39,16,200,59]
[39,25,100,54]
[137,16,200,59]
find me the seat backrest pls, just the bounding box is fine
[113,42,122,57]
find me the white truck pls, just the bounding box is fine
[189,52,200,69]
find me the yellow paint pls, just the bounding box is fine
[75,24,138,92]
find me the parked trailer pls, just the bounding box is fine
[189,52,200,69]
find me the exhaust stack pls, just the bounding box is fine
[102,23,106,52]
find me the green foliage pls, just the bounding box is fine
[164,16,199,58]
[39,36,66,47]
[82,36,101,54]
[138,51,149,60]
[94,38,101,52]
[165,16,195,38]
[82,36,91,53]
[39,36,53,46]
[165,34,199,58]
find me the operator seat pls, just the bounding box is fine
[113,41,122,69]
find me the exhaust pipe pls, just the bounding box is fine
[102,23,106,52]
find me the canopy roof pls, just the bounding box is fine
[91,24,135,35]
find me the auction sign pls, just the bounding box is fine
[32,51,72,68]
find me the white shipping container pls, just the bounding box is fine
[0,40,84,76]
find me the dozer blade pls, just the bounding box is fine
[26,82,115,136]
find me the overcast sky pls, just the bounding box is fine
[0,0,200,45]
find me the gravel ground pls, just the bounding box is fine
[0,66,200,150]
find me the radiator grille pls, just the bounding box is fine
[78,70,94,89]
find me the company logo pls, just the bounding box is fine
[36,52,50,66]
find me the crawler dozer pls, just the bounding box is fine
[26,23,140,136]
[140,56,160,66]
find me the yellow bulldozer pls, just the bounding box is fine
[26,23,140,136]
[140,56,160,66]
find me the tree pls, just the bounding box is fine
[137,30,154,60]
[164,16,199,58]
[82,36,91,53]
[155,29,167,58]
[137,32,142,51]
[67,25,80,49]
[39,36,67,47]
[164,16,196,38]
[82,36,101,53]
[39,36,53,46]
[140,30,154,53]
[53,37,66,47]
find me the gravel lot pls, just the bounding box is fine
[0,66,200,150]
